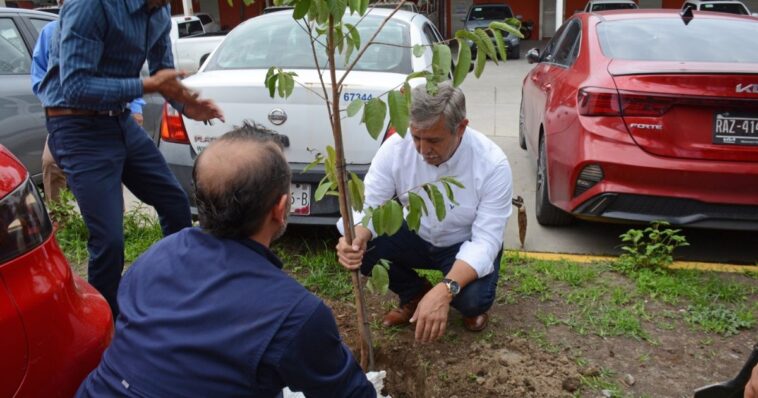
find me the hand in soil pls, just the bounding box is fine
[410,284,451,343]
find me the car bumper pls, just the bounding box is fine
[467,36,520,55]
[548,122,758,230]
[159,140,369,226]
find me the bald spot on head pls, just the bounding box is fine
[195,139,280,197]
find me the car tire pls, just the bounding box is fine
[536,135,574,226]
[509,44,520,60]
[518,99,527,150]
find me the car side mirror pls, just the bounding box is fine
[515,14,523,20]
[526,48,541,64]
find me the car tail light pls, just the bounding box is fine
[0,179,53,263]
[578,88,622,116]
[574,164,604,197]
[579,88,755,117]
[160,102,190,144]
[382,126,397,143]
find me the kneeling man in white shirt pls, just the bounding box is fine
[336,82,513,343]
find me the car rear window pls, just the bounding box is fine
[597,17,758,63]
[467,6,513,21]
[178,20,204,37]
[591,3,638,11]
[701,3,749,14]
[206,14,412,73]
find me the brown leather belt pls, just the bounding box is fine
[45,107,126,117]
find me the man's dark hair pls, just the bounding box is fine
[192,121,291,239]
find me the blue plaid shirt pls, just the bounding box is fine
[38,0,174,112]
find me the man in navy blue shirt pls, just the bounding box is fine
[76,123,376,397]
[38,0,224,318]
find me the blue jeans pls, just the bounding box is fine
[46,113,191,318]
[360,223,501,317]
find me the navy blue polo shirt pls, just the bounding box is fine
[76,227,374,397]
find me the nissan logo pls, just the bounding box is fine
[268,109,287,125]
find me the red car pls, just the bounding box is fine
[0,145,113,397]
[520,9,758,229]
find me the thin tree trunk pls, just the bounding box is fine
[327,15,374,371]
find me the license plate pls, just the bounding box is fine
[290,183,311,215]
[713,112,758,146]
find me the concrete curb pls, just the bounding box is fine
[505,250,758,274]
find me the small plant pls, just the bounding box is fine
[617,221,689,270]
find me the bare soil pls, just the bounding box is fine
[325,277,757,398]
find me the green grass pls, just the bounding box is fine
[274,238,353,301]
[502,254,757,339]
[52,191,163,278]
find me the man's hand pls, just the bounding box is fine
[747,363,758,398]
[132,113,144,126]
[410,284,451,343]
[184,99,225,123]
[143,69,199,105]
[336,226,371,271]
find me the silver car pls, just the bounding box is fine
[463,3,520,60]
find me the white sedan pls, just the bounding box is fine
[158,8,446,224]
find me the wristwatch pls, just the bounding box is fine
[442,278,461,297]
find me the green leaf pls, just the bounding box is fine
[348,172,364,211]
[493,28,507,61]
[349,0,360,14]
[303,153,323,173]
[358,0,368,15]
[293,0,311,19]
[408,191,428,216]
[474,46,486,78]
[324,146,337,184]
[344,37,354,65]
[491,20,524,39]
[265,68,277,98]
[383,200,403,236]
[440,176,465,189]
[347,99,363,117]
[431,43,452,79]
[413,44,425,57]
[441,181,459,206]
[329,0,347,20]
[453,38,471,87]
[334,25,344,54]
[347,23,361,48]
[362,98,387,140]
[314,178,333,201]
[277,73,287,98]
[423,184,446,221]
[284,73,295,98]
[361,207,373,228]
[406,206,421,232]
[368,261,390,295]
[405,70,429,82]
[474,28,497,62]
[372,203,384,236]
[388,90,410,137]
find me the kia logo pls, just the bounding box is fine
[268,108,287,125]
[736,83,758,94]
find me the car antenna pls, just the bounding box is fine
[680,6,694,25]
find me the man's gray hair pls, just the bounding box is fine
[410,82,466,134]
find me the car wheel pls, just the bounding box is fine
[518,99,527,150]
[509,44,521,60]
[536,135,574,226]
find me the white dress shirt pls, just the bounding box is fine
[339,127,513,278]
